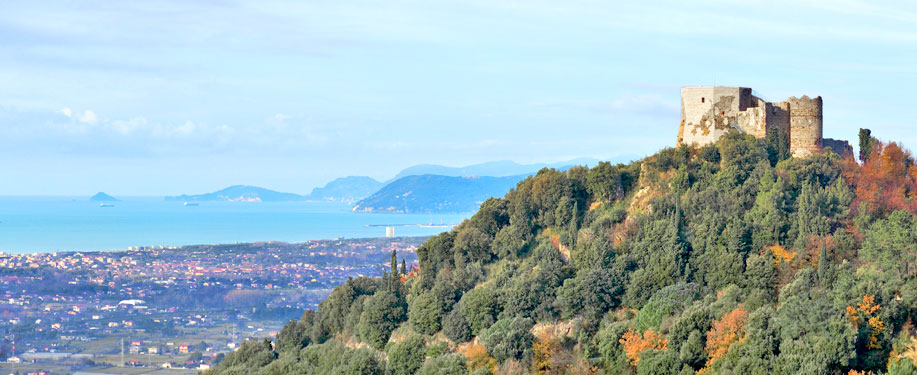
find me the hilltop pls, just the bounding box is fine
[165,185,305,202]
[207,129,917,375]
[308,176,384,202]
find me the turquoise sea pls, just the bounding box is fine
[0,197,471,254]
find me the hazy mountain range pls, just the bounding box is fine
[164,157,634,212]
[352,174,527,213]
[389,158,601,181]
[165,185,306,202]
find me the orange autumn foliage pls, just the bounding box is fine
[459,341,497,374]
[619,329,667,366]
[846,294,885,350]
[703,307,749,368]
[767,244,796,266]
[843,141,917,216]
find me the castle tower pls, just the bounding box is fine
[787,95,823,157]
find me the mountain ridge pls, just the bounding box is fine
[389,157,605,181]
[165,185,305,202]
[353,174,527,213]
[307,176,383,202]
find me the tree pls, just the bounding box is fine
[679,330,706,370]
[557,266,624,319]
[458,287,499,335]
[620,329,667,366]
[276,318,311,353]
[392,250,399,276]
[388,334,426,375]
[358,290,407,350]
[480,317,535,363]
[454,226,494,263]
[703,307,749,369]
[442,307,472,343]
[206,339,275,374]
[417,353,468,375]
[635,349,685,375]
[272,340,384,375]
[408,293,443,335]
[859,128,877,162]
[861,210,917,281]
[846,294,887,359]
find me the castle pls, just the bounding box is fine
[676,86,850,157]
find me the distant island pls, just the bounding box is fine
[307,176,383,202]
[165,185,306,202]
[89,192,118,201]
[352,174,526,213]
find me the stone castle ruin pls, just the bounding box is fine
[676,86,851,157]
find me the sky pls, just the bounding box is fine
[1,0,916,195]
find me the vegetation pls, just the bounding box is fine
[207,130,917,374]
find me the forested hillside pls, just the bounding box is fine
[207,130,917,375]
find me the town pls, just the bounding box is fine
[0,237,426,374]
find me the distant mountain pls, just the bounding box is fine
[90,192,118,202]
[308,176,384,202]
[353,174,526,213]
[165,185,305,202]
[390,158,601,181]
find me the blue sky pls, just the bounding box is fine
[1,0,915,195]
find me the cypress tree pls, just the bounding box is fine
[391,250,398,275]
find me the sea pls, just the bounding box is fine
[0,196,471,254]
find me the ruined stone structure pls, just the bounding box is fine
[677,86,850,157]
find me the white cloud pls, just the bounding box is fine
[273,113,291,121]
[60,107,72,117]
[78,110,97,124]
[110,117,147,135]
[175,121,196,135]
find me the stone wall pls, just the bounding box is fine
[823,138,853,157]
[678,87,753,146]
[736,106,768,138]
[766,101,790,137]
[787,96,823,157]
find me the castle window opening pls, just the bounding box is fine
[701,98,705,103]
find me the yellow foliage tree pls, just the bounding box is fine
[768,244,796,266]
[460,341,497,374]
[846,294,885,350]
